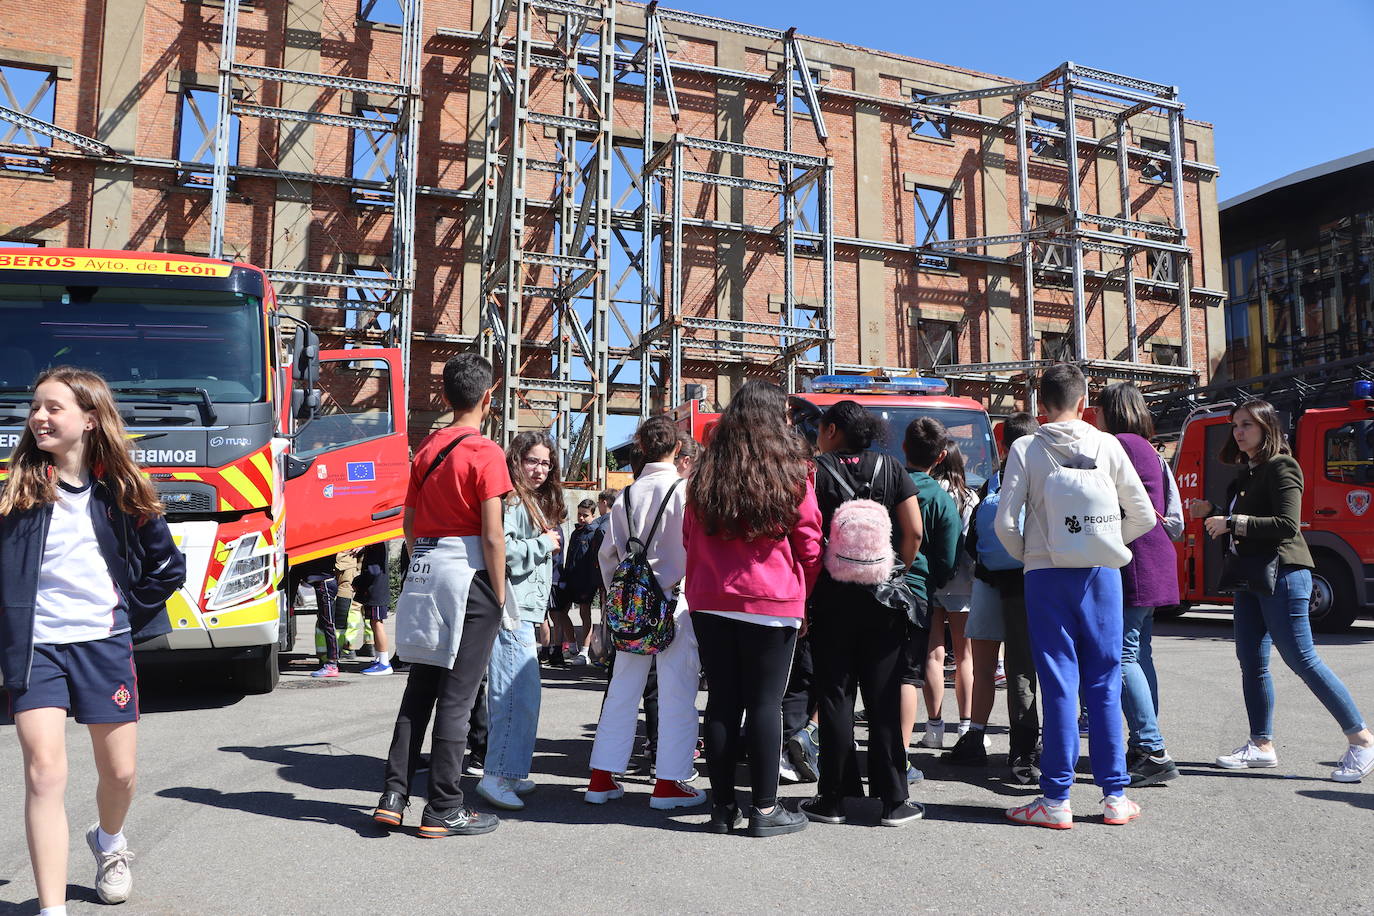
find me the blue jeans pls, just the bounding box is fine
[485,621,542,780]
[1024,567,1128,801]
[1233,567,1367,741]
[1121,606,1164,753]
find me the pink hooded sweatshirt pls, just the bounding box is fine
[682,478,824,619]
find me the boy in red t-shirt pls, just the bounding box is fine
[374,353,512,838]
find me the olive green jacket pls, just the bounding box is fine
[1226,454,1313,569]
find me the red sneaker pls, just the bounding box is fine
[649,778,707,810]
[584,769,624,804]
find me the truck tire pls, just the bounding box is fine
[235,643,280,694]
[1309,555,1360,634]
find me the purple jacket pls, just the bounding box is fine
[1116,433,1180,609]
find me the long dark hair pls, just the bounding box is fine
[688,380,810,540]
[1098,382,1155,439]
[506,431,567,529]
[1220,399,1290,466]
[820,400,887,453]
[1,366,163,518]
[931,439,974,516]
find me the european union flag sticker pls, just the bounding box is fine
[347,461,377,482]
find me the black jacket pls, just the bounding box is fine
[0,480,186,691]
[1224,454,1313,570]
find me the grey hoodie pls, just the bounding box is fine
[993,419,1154,573]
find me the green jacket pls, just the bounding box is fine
[905,471,960,603]
[1226,454,1313,569]
[505,499,555,622]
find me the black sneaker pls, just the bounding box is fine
[357,643,376,659]
[942,729,989,766]
[463,757,485,778]
[880,801,926,827]
[417,805,499,838]
[798,795,846,825]
[339,649,358,662]
[547,649,568,669]
[1128,750,1180,788]
[373,791,407,828]
[746,803,807,837]
[707,803,743,834]
[1009,754,1041,786]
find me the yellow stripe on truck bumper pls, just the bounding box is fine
[204,593,281,630]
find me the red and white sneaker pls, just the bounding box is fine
[1005,796,1073,829]
[1102,793,1141,825]
[649,779,707,810]
[584,769,625,805]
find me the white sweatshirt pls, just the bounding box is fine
[598,462,687,595]
[994,420,1154,573]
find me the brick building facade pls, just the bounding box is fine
[0,0,1224,448]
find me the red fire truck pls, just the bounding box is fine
[671,374,1000,490]
[0,249,410,691]
[1161,361,1374,632]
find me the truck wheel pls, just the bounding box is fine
[1310,556,1359,634]
[235,644,280,694]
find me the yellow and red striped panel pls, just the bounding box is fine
[167,445,275,512]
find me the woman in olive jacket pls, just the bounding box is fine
[1192,399,1374,782]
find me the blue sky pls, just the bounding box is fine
[667,0,1374,202]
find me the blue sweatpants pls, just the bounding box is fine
[1023,567,1128,801]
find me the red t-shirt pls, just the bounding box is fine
[406,426,513,538]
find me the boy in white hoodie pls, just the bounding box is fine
[994,364,1154,829]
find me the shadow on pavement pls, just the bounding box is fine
[1174,764,1327,783]
[0,884,102,915]
[156,786,387,838]
[1296,788,1374,810]
[133,664,246,714]
[920,800,1013,826]
[218,742,382,793]
[1158,614,1374,646]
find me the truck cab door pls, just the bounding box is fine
[1177,415,1242,601]
[1304,405,1374,568]
[284,348,409,564]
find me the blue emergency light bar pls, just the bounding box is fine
[807,374,950,395]
[1355,380,1373,400]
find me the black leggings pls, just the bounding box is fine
[693,612,798,810]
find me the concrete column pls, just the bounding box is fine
[89,0,146,248]
[979,97,1016,362]
[1192,127,1225,379]
[712,34,748,402]
[461,0,493,338]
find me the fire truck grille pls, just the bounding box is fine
[155,483,217,514]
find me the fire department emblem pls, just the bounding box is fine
[1348,490,1372,517]
[112,684,132,709]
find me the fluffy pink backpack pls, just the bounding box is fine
[818,454,896,586]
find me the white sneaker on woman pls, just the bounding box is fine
[1215,741,1278,769]
[919,720,944,749]
[85,825,134,904]
[1331,743,1374,783]
[476,775,526,809]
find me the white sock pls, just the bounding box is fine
[40,907,68,916]
[97,827,126,853]
[376,651,390,666]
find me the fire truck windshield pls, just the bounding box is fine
[0,284,265,403]
[866,406,998,489]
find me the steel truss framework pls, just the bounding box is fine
[0,8,1225,464]
[205,0,423,401]
[917,62,1206,397]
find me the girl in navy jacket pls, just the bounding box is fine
[0,367,185,914]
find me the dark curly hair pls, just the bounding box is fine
[688,380,810,540]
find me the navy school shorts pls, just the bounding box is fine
[362,604,389,622]
[4,635,140,725]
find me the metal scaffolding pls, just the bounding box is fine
[206,0,424,399]
[915,62,1206,397]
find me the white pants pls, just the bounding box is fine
[589,610,700,782]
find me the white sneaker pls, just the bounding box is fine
[476,774,525,810]
[1331,743,1374,783]
[1005,796,1072,830]
[1215,741,1278,769]
[779,755,801,784]
[1102,793,1141,825]
[85,825,134,904]
[919,720,945,749]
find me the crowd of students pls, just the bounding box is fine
[3,357,1374,910]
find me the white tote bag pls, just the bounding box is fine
[1035,439,1133,569]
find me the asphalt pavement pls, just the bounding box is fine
[1,608,1371,915]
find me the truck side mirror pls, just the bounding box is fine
[289,328,321,421]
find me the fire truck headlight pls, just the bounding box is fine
[209,534,272,609]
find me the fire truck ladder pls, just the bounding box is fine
[1149,355,1374,440]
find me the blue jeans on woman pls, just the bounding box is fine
[486,620,542,780]
[1233,567,1367,741]
[1121,606,1165,753]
